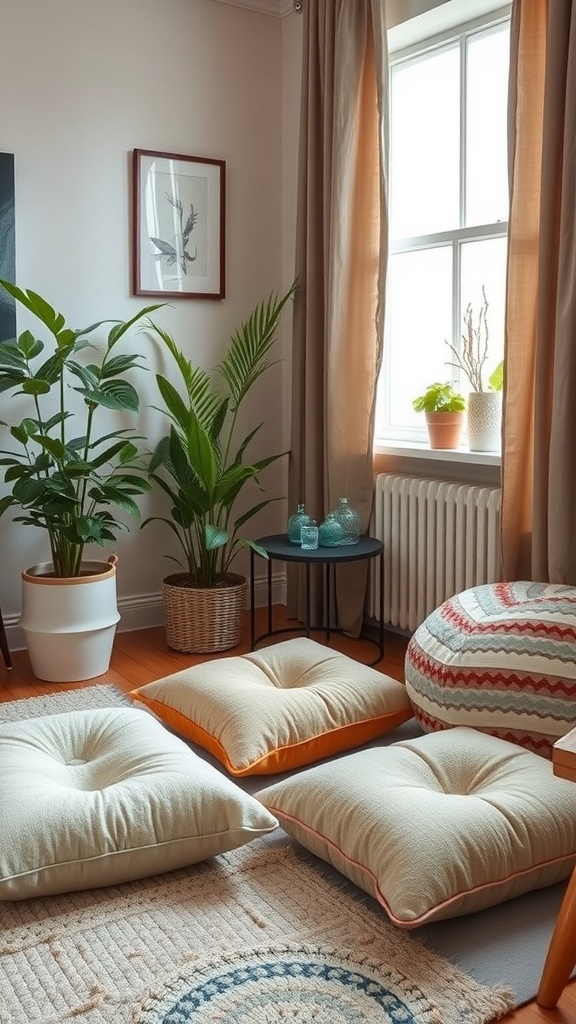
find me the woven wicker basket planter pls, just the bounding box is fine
[162,572,248,654]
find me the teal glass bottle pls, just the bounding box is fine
[332,497,361,545]
[287,503,310,544]
[318,512,345,547]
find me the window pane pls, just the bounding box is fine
[377,13,510,447]
[466,25,510,226]
[390,46,460,239]
[458,237,507,390]
[385,246,453,429]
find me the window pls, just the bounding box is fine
[375,9,511,448]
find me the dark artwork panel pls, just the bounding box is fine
[0,153,16,343]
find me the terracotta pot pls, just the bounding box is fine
[425,412,464,450]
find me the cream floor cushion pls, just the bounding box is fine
[255,727,576,928]
[0,706,278,901]
[130,637,413,776]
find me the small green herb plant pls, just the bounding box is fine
[0,281,163,577]
[412,382,466,414]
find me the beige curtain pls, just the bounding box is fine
[503,0,576,582]
[288,0,388,635]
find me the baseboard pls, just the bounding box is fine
[4,570,288,652]
[363,615,411,640]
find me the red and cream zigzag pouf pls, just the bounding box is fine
[404,581,576,758]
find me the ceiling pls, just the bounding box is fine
[211,0,299,16]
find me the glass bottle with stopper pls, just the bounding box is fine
[287,503,310,544]
[332,497,361,545]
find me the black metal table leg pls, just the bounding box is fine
[250,549,256,650]
[0,607,12,670]
[325,563,331,641]
[379,545,385,661]
[267,557,273,634]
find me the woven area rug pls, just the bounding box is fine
[133,942,444,1024]
[0,833,513,1024]
[0,684,131,721]
[0,685,555,1022]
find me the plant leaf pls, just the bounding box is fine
[488,360,504,392]
[150,238,176,256]
[74,379,140,412]
[205,524,228,551]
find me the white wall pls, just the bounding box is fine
[0,0,302,645]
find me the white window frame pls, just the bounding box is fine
[375,6,511,465]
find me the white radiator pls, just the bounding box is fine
[371,474,501,632]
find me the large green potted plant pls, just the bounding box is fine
[412,381,466,450]
[0,280,163,680]
[143,281,297,654]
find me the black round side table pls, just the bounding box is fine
[249,534,384,665]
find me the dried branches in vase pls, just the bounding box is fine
[444,288,504,452]
[446,286,491,392]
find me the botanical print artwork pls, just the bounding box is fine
[0,152,15,343]
[145,168,208,290]
[150,193,199,275]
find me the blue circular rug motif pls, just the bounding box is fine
[134,943,439,1023]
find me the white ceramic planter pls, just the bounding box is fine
[467,392,502,452]
[19,556,120,682]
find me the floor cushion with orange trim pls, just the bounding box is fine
[405,581,576,758]
[129,637,413,776]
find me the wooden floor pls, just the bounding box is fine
[1,605,575,1023]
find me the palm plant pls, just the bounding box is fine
[143,282,297,587]
[0,281,163,576]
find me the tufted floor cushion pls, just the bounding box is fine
[405,581,576,757]
[255,727,576,928]
[130,637,413,776]
[0,706,278,901]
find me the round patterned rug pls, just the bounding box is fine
[133,943,441,1024]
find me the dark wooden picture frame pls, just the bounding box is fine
[0,152,16,342]
[132,149,225,299]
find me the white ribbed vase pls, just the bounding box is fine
[467,392,502,452]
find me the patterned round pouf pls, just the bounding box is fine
[133,943,438,1024]
[405,581,576,757]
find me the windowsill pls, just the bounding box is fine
[374,440,501,468]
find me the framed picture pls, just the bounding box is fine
[0,153,16,342]
[132,149,225,299]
